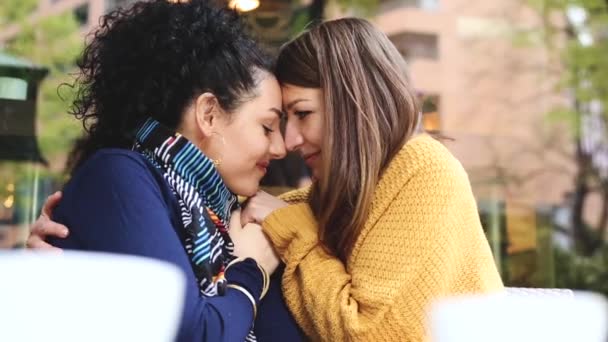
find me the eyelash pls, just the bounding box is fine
[263,125,274,135]
[294,110,312,119]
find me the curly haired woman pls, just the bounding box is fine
[25,1,303,341]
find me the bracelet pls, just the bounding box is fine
[255,262,270,300]
[225,258,270,301]
[225,257,246,271]
[227,284,257,320]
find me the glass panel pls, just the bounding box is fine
[379,0,439,12]
[389,32,439,61]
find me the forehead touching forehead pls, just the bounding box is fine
[229,72,284,120]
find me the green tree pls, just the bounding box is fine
[2,0,84,172]
[534,0,608,255]
[521,0,608,294]
[0,0,37,24]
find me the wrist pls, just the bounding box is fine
[225,257,269,301]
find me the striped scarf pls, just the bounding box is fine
[133,118,256,340]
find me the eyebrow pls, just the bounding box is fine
[270,108,286,120]
[285,99,308,110]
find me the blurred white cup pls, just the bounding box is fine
[429,289,608,342]
[0,251,186,342]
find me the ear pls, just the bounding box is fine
[194,92,222,138]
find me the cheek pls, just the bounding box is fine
[216,138,267,196]
[225,130,268,168]
[303,117,324,147]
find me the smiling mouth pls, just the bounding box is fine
[303,152,320,166]
[256,162,269,173]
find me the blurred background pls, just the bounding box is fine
[0,0,606,296]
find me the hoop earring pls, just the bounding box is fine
[210,132,225,166]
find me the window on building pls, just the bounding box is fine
[105,0,138,12]
[73,3,89,27]
[379,0,439,12]
[389,31,439,61]
[419,0,439,10]
[420,94,441,132]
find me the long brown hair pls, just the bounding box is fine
[275,18,420,262]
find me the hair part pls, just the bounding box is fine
[275,18,421,262]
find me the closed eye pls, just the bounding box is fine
[263,125,274,135]
[294,110,312,119]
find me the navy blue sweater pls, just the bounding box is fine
[50,149,303,342]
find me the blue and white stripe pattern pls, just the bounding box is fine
[133,118,257,341]
[133,118,238,295]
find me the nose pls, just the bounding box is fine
[269,133,287,160]
[284,119,304,152]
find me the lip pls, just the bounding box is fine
[302,152,320,167]
[256,161,269,174]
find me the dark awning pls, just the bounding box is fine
[0,52,48,165]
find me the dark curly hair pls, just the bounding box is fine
[66,0,271,173]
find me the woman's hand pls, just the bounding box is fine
[25,191,69,252]
[241,191,288,226]
[229,210,280,275]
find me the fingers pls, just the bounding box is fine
[243,222,263,231]
[240,206,256,226]
[25,235,63,252]
[257,190,273,199]
[241,191,287,224]
[31,219,69,239]
[26,195,68,251]
[241,194,263,225]
[41,191,62,218]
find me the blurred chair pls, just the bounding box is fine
[429,287,608,342]
[0,251,185,342]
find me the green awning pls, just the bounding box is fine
[0,51,48,84]
[0,52,43,70]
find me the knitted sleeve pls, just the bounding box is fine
[263,163,503,341]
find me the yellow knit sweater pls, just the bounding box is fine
[263,134,503,341]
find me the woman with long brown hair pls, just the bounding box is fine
[241,18,503,341]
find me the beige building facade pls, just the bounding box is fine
[353,0,574,209]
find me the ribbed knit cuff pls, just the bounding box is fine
[224,258,264,306]
[262,203,318,256]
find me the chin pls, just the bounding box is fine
[231,182,259,197]
[311,169,320,181]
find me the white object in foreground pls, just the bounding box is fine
[429,289,608,342]
[0,251,186,342]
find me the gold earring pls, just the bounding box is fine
[210,132,225,166]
